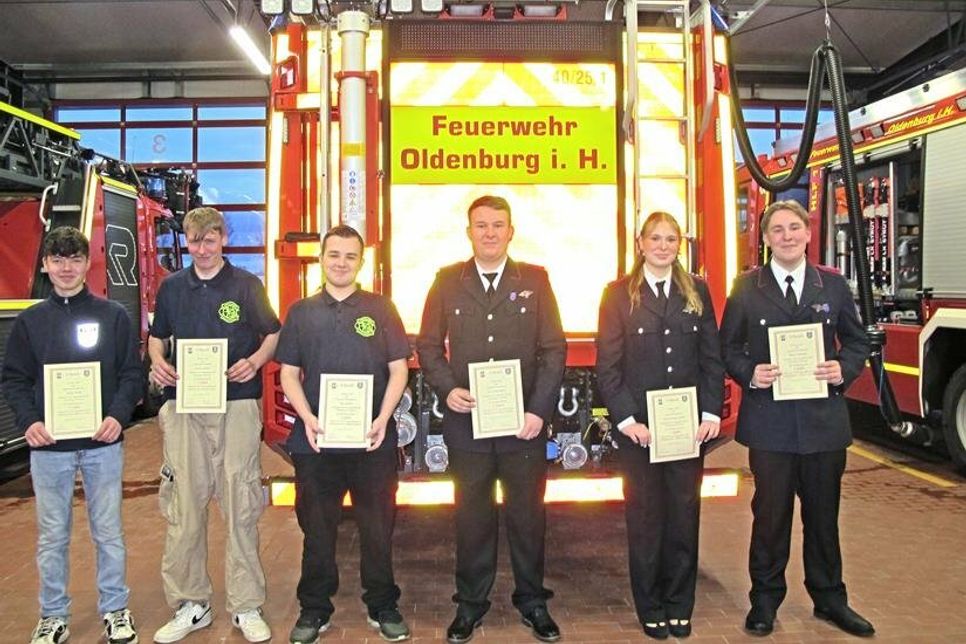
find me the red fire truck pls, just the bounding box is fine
[0,100,190,456]
[260,0,744,503]
[737,68,966,470]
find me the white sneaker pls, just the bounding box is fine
[153,601,212,643]
[30,617,70,644]
[232,608,272,643]
[103,608,139,644]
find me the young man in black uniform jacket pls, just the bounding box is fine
[720,200,874,638]
[2,226,142,644]
[416,195,566,644]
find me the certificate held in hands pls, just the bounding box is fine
[646,386,700,463]
[768,322,828,401]
[44,362,102,439]
[176,338,229,413]
[469,359,525,439]
[318,373,373,449]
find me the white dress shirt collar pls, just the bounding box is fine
[475,258,508,291]
[643,268,672,298]
[770,258,806,300]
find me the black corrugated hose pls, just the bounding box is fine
[727,38,905,430]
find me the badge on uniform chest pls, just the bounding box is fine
[76,323,99,348]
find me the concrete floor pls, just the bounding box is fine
[0,418,964,643]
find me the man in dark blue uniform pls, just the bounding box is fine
[416,195,566,643]
[276,225,412,644]
[720,200,874,638]
[2,226,142,644]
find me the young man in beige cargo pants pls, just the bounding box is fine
[148,207,281,643]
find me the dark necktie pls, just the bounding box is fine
[483,272,498,298]
[784,275,797,307]
[655,280,667,313]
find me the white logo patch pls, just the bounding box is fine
[76,323,99,348]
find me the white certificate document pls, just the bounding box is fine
[175,338,228,413]
[44,362,102,440]
[318,373,373,449]
[768,323,828,401]
[469,359,525,439]
[646,386,700,463]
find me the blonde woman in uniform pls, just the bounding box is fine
[596,212,725,639]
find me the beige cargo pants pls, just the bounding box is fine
[158,399,266,613]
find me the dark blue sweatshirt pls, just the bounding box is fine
[1,287,143,451]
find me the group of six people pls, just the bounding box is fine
[2,196,875,644]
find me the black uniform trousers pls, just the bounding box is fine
[618,445,704,623]
[292,450,401,620]
[748,448,848,613]
[449,447,551,619]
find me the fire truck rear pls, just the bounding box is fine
[737,68,966,470]
[260,0,743,503]
[0,100,190,456]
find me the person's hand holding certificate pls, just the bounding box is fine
[176,338,229,413]
[768,323,828,400]
[469,359,525,439]
[43,362,102,440]
[646,386,700,463]
[317,374,373,449]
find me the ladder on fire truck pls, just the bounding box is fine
[622,0,712,234]
[0,100,81,191]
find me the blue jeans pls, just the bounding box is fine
[31,442,130,617]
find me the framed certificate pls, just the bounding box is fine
[469,359,525,439]
[175,338,229,413]
[43,362,102,440]
[646,386,700,463]
[768,323,828,401]
[318,373,373,449]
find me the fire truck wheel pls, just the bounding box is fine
[941,364,966,473]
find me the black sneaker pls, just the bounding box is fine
[366,609,411,642]
[288,613,331,644]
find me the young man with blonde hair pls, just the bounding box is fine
[149,207,280,643]
[721,200,874,638]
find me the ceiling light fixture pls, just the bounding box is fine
[230,24,272,75]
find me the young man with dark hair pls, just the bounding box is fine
[277,225,412,643]
[417,196,567,643]
[2,226,142,644]
[149,207,281,643]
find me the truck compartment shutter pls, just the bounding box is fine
[103,190,141,333]
[922,123,966,297]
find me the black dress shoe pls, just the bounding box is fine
[521,607,561,643]
[641,620,669,640]
[446,614,482,643]
[744,607,774,636]
[814,605,875,637]
[668,619,691,638]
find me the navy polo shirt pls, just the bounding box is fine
[150,259,281,401]
[275,287,411,455]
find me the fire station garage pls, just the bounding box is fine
[2,1,966,643]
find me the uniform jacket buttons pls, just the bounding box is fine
[664,329,670,335]
[667,366,673,372]
[759,318,767,325]
[487,335,494,342]
[520,306,527,313]
[638,327,644,334]
[666,347,672,353]
[455,308,461,315]
[487,313,493,320]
